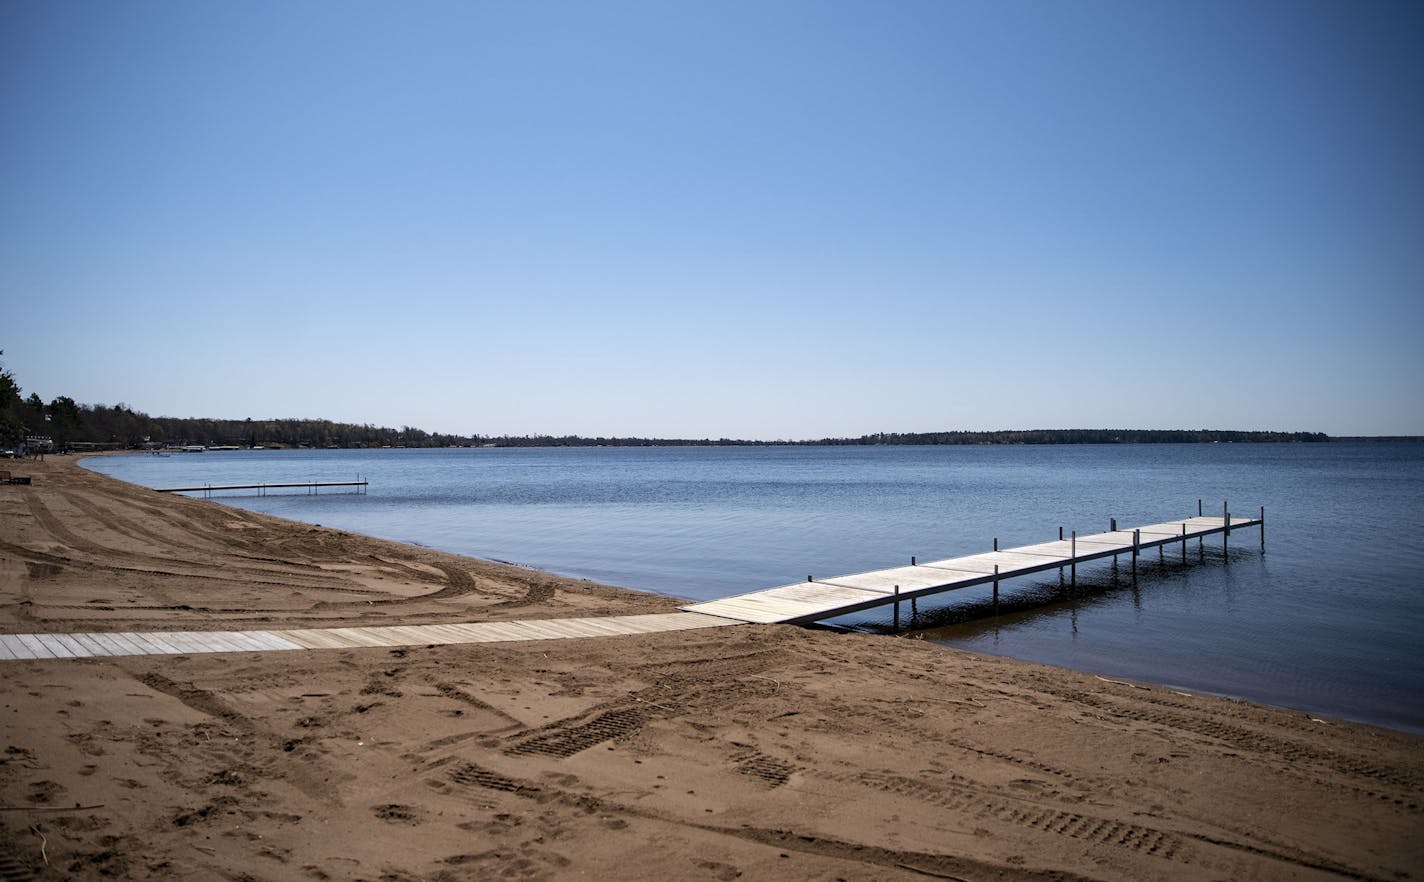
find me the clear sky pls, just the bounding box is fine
[3,0,1421,439]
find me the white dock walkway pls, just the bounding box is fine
[0,613,729,661]
[682,512,1263,625]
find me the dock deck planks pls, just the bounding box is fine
[682,513,1262,625]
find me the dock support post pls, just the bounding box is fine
[1132,529,1139,579]
[911,555,916,566]
[1071,531,1076,587]
[1224,500,1230,558]
[1198,498,1203,517]
[1260,506,1265,552]
[1182,523,1187,562]
[894,585,900,632]
[993,537,998,552]
[911,596,917,623]
[993,565,999,610]
[1110,518,1119,567]
[1053,527,1065,584]
[1058,526,1064,580]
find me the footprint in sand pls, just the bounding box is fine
[695,860,744,881]
[372,803,423,824]
[25,779,62,804]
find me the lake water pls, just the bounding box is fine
[84,442,1424,734]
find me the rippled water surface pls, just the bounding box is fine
[86,441,1424,733]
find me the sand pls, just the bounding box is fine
[1,456,1420,881]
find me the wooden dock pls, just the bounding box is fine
[156,479,368,496]
[683,507,1263,625]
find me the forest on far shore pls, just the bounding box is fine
[0,354,1330,451]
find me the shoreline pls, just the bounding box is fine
[2,456,1420,880]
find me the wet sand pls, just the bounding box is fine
[1,456,1420,880]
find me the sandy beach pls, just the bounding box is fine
[1,456,1420,881]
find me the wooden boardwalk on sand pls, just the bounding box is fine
[0,613,728,661]
[0,507,1260,660]
[683,511,1263,625]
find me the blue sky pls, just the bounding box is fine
[3,0,1421,438]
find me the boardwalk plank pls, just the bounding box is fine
[243,631,307,651]
[214,632,272,652]
[418,624,487,644]
[547,617,628,636]
[86,633,135,655]
[522,619,602,639]
[109,633,163,655]
[6,636,43,659]
[330,628,406,647]
[5,635,42,659]
[154,632,214,654]
[15,634,61,659]
[125,632,179,654]
[136,633,190,654]
[168,632,235,653]
[269,629,361,650]
[34,635,78,658]
[66,633,116,656]
[50,633,95,657]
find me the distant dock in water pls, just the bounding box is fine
[155,479,368,497]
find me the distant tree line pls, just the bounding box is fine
[813,429,1330,445]
[457,429,1331,446]
[143,416,471,449]
[0,354,466,450]
[0,353,1330,452]
[485,435,768,447]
